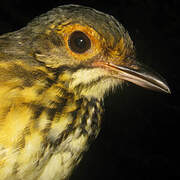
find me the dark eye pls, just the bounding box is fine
[68,31,91,54]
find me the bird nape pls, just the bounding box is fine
[0,4,170,180]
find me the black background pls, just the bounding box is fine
[0,0,179,179]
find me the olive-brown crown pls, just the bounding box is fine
[0,4,134,69]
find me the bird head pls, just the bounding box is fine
[23,4,170,99]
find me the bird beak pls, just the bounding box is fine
[93,59,171,93]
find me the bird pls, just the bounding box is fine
[0,4,170,180]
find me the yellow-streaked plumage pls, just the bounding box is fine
[0,58,103,179]
[0,4,170,180]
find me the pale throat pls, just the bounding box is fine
[68,67,122,100]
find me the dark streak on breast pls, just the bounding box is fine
[33,105,45,119]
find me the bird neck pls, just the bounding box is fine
[34,65,105,146]
[54,65,121,100]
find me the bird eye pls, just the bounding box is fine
[68,31,91,54]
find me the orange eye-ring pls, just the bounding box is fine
[57,23,103,61]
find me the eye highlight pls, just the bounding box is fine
[68,31,91,54]
[57,23,102,60]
